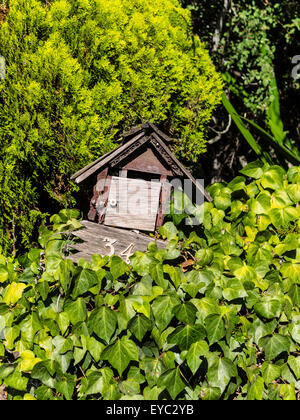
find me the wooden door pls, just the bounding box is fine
[104,177,162,231]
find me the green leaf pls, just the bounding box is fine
[254,299,282,320]
[101,337,139,376]
[173,302,197,324]
[128,314,152,342]
[3,282,27,305]
[269,207,298,229]
[57,259,75,292]
[247,376,265,400]
[168,325,206,351]
[0,363,16,379]
[261,167,285,190]
[282,265,300,285]
[110,256,127,280]
[259,334,290,361]
[56,373,76,400]
[222,94,266,159]
[158,367,185,399]
[240,160,265,179]
[86,336,105,362]
[83,371,104,396]
[130,252,155,276]
[186,341,209,374]
[279,383,296,400]
[163,265,183,289]
[88,306,117,344]
[205,314,225,345]
[288,356,300,380]
[152,294,179,331]
[261,362,281,385]
[64,298,87,325]
[4,370,28,392]
[0,265,9,283]
[71,268,98,299]
[207,355,237,395]
[149,264,169,290]
[158,222,178,241]
[290,322,300,344]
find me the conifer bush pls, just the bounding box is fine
[0,0,223,254]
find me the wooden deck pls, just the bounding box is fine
[68,220,166,263]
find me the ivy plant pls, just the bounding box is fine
[0,162,299,400]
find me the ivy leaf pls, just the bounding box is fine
[207,355,237,394]
[101,337,139,376]
[260,167,285,190]
[290,322,300,344]
[282,265,300,284]
[3,282,28,305]
[186,340,209,374]
[128,314,152,342]
[64,298,87,325]
[110,256,127,280]
[57,259,75,293]
[205,314,225,345]
[0,363,16,379]
[258,334,290,360]
[31,361,56,388]
[130,252,155,276]
[0,266,9,283]
[269,207,298,229]
[4,370,28,392]
[158,367,185,399]
[254,299,282,319]
[56,373,76,400]
[279,383,296,400]
[71,268,98,299]
[152,294,179,331]
[288,356,300,380]
[149,264,169,290]
[247,376,265,400]
[240,160,264,179]
[261,362,281,385]
[173,302,197,324]
[88,306,117,344]
[168,325,206,351]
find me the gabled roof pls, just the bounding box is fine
[71,123,212,201]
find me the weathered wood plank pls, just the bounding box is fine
[70,221,166,263]
[104,177,161,232]
[78,220,166,248]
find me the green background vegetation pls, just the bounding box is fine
[0,0,222,255]
[0,0,299,401]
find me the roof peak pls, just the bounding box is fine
[122,122,173,144]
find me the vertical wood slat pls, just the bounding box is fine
[88,168,108,221]
[104,177,161,231]
[98,175,112,224]
[156,175,172,228]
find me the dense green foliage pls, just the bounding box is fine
[0,0,223,255]
[181,0,300,171]
[182,0,300,115]
[0,163,299,400]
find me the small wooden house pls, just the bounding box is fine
[71,123,210,235]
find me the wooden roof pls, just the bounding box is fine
[71,123,212,201]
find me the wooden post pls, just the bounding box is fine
[88,168,108,222]
[98,176,112,224]
[156,175,171,228]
